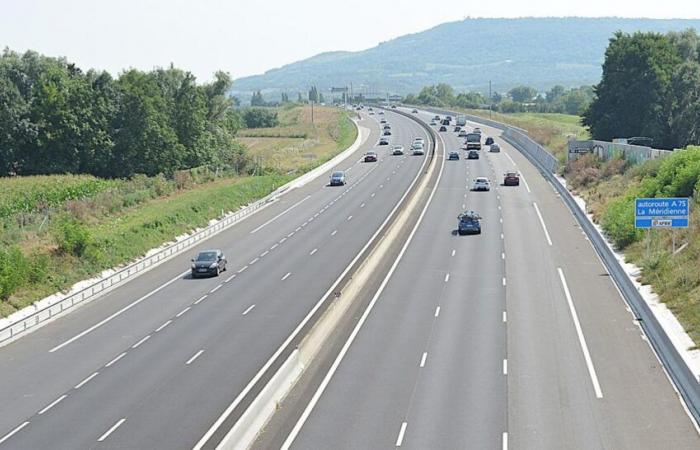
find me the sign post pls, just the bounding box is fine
[635,197,690,254]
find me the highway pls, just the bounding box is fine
[266,109,700,450]
[0,110,431,449]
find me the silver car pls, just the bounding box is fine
[490,143,501,152]
[472,177,491,191]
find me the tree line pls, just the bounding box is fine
[0,49,246,178]
[583,29,700,150]
[404,83,594,115]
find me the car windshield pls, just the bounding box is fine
[466,134,480,142]
[332,172,344,177]
[196,251,217,261]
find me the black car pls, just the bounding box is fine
[330,170,346,185]
[378,138,389,145]
[383,130,392,136]
[468,150,479,159]
[439,125,447,132]
[485,136,494,145]
[454,126,462,132]
[458,211,482,235]
[448,151,460,160]
[364,151,378,162]
[191,249,227,278]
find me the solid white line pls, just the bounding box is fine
[309,248,318,255]
[242,304,256,316]
[155,320,171,332]
[98,418,126,442]
[503,359,508,375]
[282,272,291,281]
[505,153,516,165]
[250,257,259,265]
[420,352,428,367]
[520,173,532,193]
[237,266,248,274]
[331,230,338,236]
[38,395,67,415]
[444,273,450,282]
[435,306,441,317]
[195,294,208,304]
[533,202,553,246]
[503,311,507,322]
[105,352,127,368]
[503,432,508,450]
[396,422,408,447]
[132,335,151,348]
[176,306,191,318]
[49,270,187,352]
[558,268,604,398]
[75,371,99,389]
[249,195,311,234]
[186,349,205,365]
[0,422,30,445]
[210,284,222,293]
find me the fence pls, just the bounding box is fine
[568,139,673,164]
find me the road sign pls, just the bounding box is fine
[635,197,689,229]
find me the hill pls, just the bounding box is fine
[232,17,700,97]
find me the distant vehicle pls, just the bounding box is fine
[458,130,468,137]
[472,177,491,191]
[489,143,501,152]
[391,105,397,109]
[433,115,441,120]
[383,124,390,130]
[330,170,346,186]
[441,119,450,125]
[485,136,494,145]
[446,116,452,121]
[412,141,424,150]
[473,127,482,135]
[468,150,480,159]
[504,171,520,186]
[465,133,481,150]
[378,111,384,115]
[368,107,373,111]
[455,115,467,126]
[380,118,387,124]
[191,249,227,278]
[392,145,405,155]
[413,137,425,144]
[413,147,425,156]
[383,130,392,136]
[412,109,418,113]
[364,151,378,162]
[458,211,482,235]
[430,120,437,126]
[379,137,389,145]
[454,126,462,132]
[369,111,374,115]
[439,125,447,132]
[448,151,460,160]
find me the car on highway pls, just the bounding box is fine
[368,107,373,111]
[458,211,482,235]
[378,137,389,145]
[433,115,441,120]
[412,109,418,113]
[472,177,491,191]
[448,151,460,160]
[383,129,392,136]
[473,127,482,135]
[330,170,346,186]
[454,126,462,132]
[191,249,227,278]
[446,115,452,121]
[504,171,520,186]
[485,136,494,145]
[368,111,374,115]
[458,130,468,137]
[383,124,391,129]
[441,119,450,126]
[412,143,425,155]
[364,151,378,162]
[378,110,384,115]
[413,137,425,144]
[380,118,387,124]
[392,145,405,155]
[439,125,447,132]
[430,120,437,126]
[468,150,479,159]
[490,143,501,152]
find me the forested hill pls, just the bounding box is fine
[233,17,700,96]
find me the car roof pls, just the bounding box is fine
[475,177,489,182]
[332,171,344,176]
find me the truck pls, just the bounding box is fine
[455,115,467,127]
[465,132,481,150]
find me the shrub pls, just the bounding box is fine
[601,195,641,249]
[243,108,279,128]
[0,247,30,300]
[53,217,91,256]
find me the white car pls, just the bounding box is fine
[472,177,491,191]
[412,143,425,155]
[490,143,501,152]
[413,137,425,144]
[392,145,405,155]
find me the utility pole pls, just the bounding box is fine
[489,80,492,119]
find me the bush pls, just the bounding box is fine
[0,247,30,300]
[601,195,641,249]
[53,217,91,256]
[243,108,279,128]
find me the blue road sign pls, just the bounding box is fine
[635,198,689,229]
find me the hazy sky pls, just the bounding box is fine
[2,0,700,82]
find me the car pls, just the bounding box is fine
[472,177,491,191]
[485,136,494,145]
[454,126,462,132]
[378,137,389,145]
[446,115,452,121]
[380,118,387,124]
[191,249,227,278]
[391,105,397,109]
[413,137,425,144]
[430,120,437,126]
[439,125,447,132]
[412,109,418,113]
[383,124,391,129]
[413,147,425,156]
[441,119,450,125]
[448,151,460,160]
[458,211,482,235]
[458,130,468,137]
[364,151,378,162]
[383,130,392,136]
[368,107,373,111]
[369,111,374,115]
[412,142,424,150]
[468,150,479,159]
[473,127,482,135]
[433,115,441,120]
[378,110,385,115]
[504,171,520,186]
[392,145,405,155]
[490,143,501,152]
[330,170,346,185]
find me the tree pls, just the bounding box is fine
[668,61,700,148]
[508,85,537,103]
[319,92,325,103]
[297,92,303,103]
[250,90,266,106]
[546,85,566,103]
[308,85,319,102]
[242,108,279,128]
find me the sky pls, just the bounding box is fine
[2,0,700,82]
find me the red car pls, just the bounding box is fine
[364,151,378,162]
[504,171,520,186]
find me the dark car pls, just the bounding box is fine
[378,138,389,145]
[468,150,479,159]
[383,124,391,129]
[412,109,418,113]
[439,125,447,132]
[441,119,450,125]
[330,170,346,186]
[383,130,392,136]
[504,171,520,186]
[458,211,482,235]
[191,249,227,278]
[454,126,462,132]
[364,151,378,162]
[485,136,494,145]
[448,151,460,160]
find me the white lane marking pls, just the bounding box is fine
[501,252,505,260]
[558,268,603,398]
[295,226,302,232]
[176,306,191,318]
[435,306,441,317]
[105,352,127,368]
[502,277,506,287]
[451,249,456,257]
[444,273,450,282]
[314,212,320,218]
[503,311,507,322]
[0,422,30,445]
[75,372,99,389]
[500,218,503,223]
[420,352,428,367]
[282,272,291,281]
[38,395,67,415]
[132,335,151,349]
[49,270,187,352]
[503,432,508,450]
[396,422,408,446]
[371,192,376,197]
[260,250,269,257]
[501,233,504,240]
[360,203,365,208]
[155,320,172,332]
[281,128,444,449]
[242,304,256,316]
[331,230,338,236]
[347,215,353,221]
[503,359,508,375]
[195,295,208,304]
[309,248,318,256]
[380,184,384,188]
[250,257,259,265]
[250,195,311,234]
[279,237,287,244]
[287,232,294,238]
[505,153,516,165]
[225,275,236,283]
[210,284,222,293]
[520,173,532,193]
[462,203,466,209]
[98,418,126,442]
[533,202,553,246]
[302,222,308,227]
[498,205,502,211]
[186,349,205,365]
[270,243,279,250]
[237,266,248,274]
